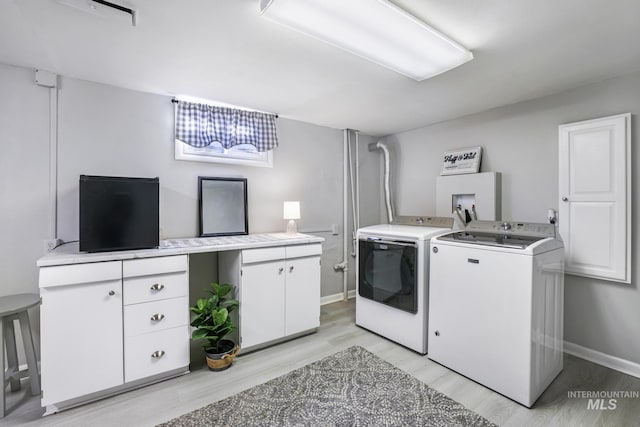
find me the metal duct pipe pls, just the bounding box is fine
[368,141,394,223]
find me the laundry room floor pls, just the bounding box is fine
[3,299,639,426]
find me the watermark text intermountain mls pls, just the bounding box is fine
[567,390,640,410]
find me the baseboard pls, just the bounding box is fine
[564,341,640,379]
[320,290,356,306]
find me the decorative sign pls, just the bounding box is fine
[441,146,482,175]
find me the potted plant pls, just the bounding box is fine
[190,282,240,371]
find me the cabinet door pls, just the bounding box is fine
[41,279,123,406]
[285,256,321,336]
[239,261,286,349]
[558,113,631,283]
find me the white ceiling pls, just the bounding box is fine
[2,0,640,136]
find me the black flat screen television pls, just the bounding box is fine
[79,175,159,253]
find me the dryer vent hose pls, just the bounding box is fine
[368,141,394,224]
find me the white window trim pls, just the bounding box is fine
[174,139,273,168]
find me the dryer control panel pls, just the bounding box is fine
[392,216,454,228]
[465,220,556,238]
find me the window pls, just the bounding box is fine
[174,100,278,168]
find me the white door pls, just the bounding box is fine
[239,261,286,349]
[285,256,321,336]
[558,113,631,283]
[40,280,123,406]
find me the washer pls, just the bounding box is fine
[356,217,453,354]
[428,220,564,407]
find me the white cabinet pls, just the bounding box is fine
[284,246,321,336]
[39,255,189,411]
[219,244,321,352]
[40,261,123,406]
[239,252,286,349]
[122,256,190,383]
[558,113,631,283]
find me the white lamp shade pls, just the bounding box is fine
[260,0,473,81]
[283,201,301,220]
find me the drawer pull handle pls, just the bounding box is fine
[151,350,165,359]
[150,313,165,322]
[150,283,165,291]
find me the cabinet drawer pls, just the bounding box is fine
[124,297,189,337]
[242,247,286,264]
[123,271,187,305]
[39,261,121,288]
[124,326,190,383]
[123,255,187,278]
[286,244,322,259]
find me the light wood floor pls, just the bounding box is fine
[4,300,640,426]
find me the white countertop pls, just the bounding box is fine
[37,233,325,267]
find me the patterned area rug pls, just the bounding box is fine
[159,346,496,426]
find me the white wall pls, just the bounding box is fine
[381,70,640,366]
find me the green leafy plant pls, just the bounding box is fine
[190,283,239,353]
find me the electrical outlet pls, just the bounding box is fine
[44,239,62,253]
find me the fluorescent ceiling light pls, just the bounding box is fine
[260,0,473,81]
[57,0,138,26]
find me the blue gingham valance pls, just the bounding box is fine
[175,101,279,152]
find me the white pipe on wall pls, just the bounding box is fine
[48,85,58,240]
[355,130,360,240]
[368,141,394,223]
[342,129,349,300]
[347,131,358,257]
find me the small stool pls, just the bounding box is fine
[1,293,40,418]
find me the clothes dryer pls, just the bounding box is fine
[356,218,453,354]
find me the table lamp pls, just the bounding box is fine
[283,201,300,234]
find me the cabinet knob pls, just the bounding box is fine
[562,197,568,202]
[150,283,165,291]
[151,350,165,359]
[434,330,440,337]
[150,313,165,322]
[278,267,284,274]
[289,266,294,273]
[108,290,115,296]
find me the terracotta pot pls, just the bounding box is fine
[205,340,240,371]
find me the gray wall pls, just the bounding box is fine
[2,63,380,363]
[0,64,49,298]
[381,70,640,365]
[53,76,357,299]
[0,63,50,354]
[346,132,383,292]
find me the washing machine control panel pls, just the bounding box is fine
[465,220,555,238]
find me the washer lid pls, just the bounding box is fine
[437,231,547,250]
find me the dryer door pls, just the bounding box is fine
[358,238,417,314]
